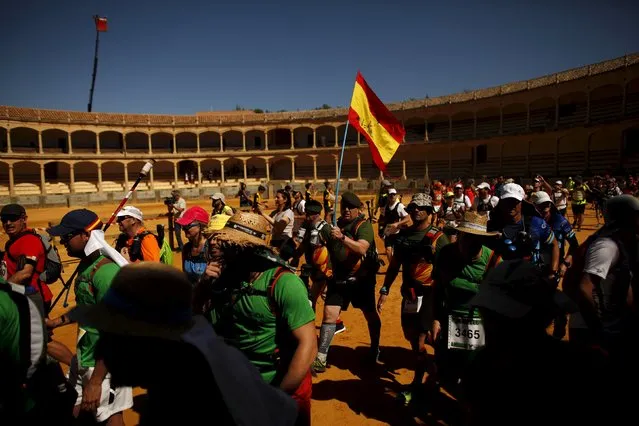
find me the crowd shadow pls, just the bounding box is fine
[315,344,463,425]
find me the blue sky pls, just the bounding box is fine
[1,0,637,114]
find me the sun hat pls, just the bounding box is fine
[68,263,195,340]
[470,260,576,319]
[477,182,491,190]
[210,192,226,203]
[176,206,210,226]
[500,183,525,202]
[407,193,432,209]
[47,209,103,236]
[210,211,270,248]
[116,206,143,222]
[456,211,499,236]
[530,191,553,205]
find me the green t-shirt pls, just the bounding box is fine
[433,245,500,319]
[75,255,120,368]
[328,215,375,279]
[209,267,315,384]
[394,225,449,292]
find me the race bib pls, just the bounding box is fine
[447,315,485,351]
[402,296,423,314]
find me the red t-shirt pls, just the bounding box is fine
[4,230,52,302]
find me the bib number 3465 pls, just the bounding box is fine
[447,315,485,351]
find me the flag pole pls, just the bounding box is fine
[87,15,100,112]
[332,121,350,226]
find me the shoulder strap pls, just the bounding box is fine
[267,267,291,315]
[352,218,366,236]
[90,257,114,283]
[483,249,500,274]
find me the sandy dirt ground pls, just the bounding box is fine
[3,197,601,425]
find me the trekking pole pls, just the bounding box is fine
[104,159,155,232]
[366,200,373,222]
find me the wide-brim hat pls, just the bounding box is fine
[68,263,194,340]
[456,211,499,236]
[210,211,270,248]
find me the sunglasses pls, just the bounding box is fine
[60,230,84,244]
[182,223,200,231]
[1,214,23,223]
[116,216,132,223]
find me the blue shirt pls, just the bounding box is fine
[550,213,575,258]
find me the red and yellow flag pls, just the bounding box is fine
[348,72,405,173]
[95,16,108,32]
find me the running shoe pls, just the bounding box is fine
[311,358,327,375]
[334,320,347,335]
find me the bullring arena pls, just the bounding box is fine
[2,54,639,425]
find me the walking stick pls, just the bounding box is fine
[366,200,373,222]
[49,160,155,310]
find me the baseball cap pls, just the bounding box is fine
[210,192,226,203]
[477,182,491,190]
[387,188,397,195]
[407,193,432,209]
[555,180,563,185]
[470,260,576,319]
[530,191,552,205]
[381,180,392,187]
[176,206,210,226]
[454,184,463,189]
[444,191,455,198]
[0,204,26,219]
[500,183,525,202]
[47,209,103,236]
[116,206,143,222]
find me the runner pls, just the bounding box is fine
[114,205,161,262]
[380,188,408,264]
[570,177,588,232]
[210,192,234,216]
[470,182,499,216]
[178,206,211,286]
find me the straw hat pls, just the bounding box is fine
[210,211,269,248]
[456,211,499,236]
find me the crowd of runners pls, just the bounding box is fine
[1,172,638,425]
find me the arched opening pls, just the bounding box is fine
[528,137,556,177]
[359,149,377,180]
[589,84,623,123]
[426,115,449,141]
[450,145,473,178]
[589,128,621,175]
[0,127,8,152]
[100,131,124,152]
[222,130,243,151]
[293,127,313,149]
[201,159,221,184]
[153,161,175,189]
[267,128,292,151]
[622,125,639,171]
[176,132,197,153]
[125,132,149,152]
[42,129,68,153]
[125,161,149,191]
[151,132,173,153]
[71,130,97,153]
[626,78,639,117]
[502,103,527,135]
[424,146,450,179]
[13,161,41,195]
[316,126,336,148]
[557,92,587,128]
[501,140,529,177]
[337,124,358,146]
[557,131,587,177]
[245,130,265,151]
[269,156,293,181]
[177,160,198,185]
[73,161,98,193]
[10,127,38,152]
[403,146,427,178]
[475,108,500,139]
[529,97,555,132]
[294,155,314,180]
[0,162,9,195]
[101,161,125,192]
[339,151,359,179]
[43,161,71,194]
[316,154,336,180]
[224,158,244,182]
[246,157,265,182]
[404,117,426,143]
[450,111,474,140]
[200,131,221,152]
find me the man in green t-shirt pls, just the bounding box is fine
[376,193,449,404]
[202,211,317,425]
[46,209,132,425]
[312,192,382,374]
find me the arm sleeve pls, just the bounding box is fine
[273,273,316,331]
[141,235,161,262]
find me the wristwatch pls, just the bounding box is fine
[380,286,389,295]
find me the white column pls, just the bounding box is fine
[334,127,339,148]
[38,131,43,154]
[97,163,103,193]
[172,134,177,154]
[40,163,47,195]
[96,132,101,154]
[265,132,269,151]
[402,160,407,180]
[290,129,295,150]
[334,155,339,180]
[243,159,248,181]
[148,133,153,154]
[312,129,317,148]
[6,130,11,153]
[173,162,179,188]
[197,161,202,185]
[69,163,75,193]
[121,133,126,153]
[68,132,73,154]
[357,154,362,180]
[220,133,225,153]
[312,156,318,181]
[291,157,296,181]
[124,163,130,189]
[220,159,225,183]
[242,132,247,151]
[8,164,15,196]
[196,133,201,154]
[149,168,155,191]
[265,158,270,181]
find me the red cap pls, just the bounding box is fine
[176,206,209,226]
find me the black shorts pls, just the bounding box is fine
[325,277,376,312]
[572,204,586,215]
[384,234,398,248]
[400,294,432,346]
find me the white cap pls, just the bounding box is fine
[116,205,143,221]
[387,188,397,195]
[210,192,226,203]
[477,182,491,190]
[454,183,463,189]
[500,183,525,202]
[555,180,563,185]
[530,191,552,205]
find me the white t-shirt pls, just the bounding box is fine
[472,195,499,211]
[293,199,306,215]
[271,209,295,240]
[454,195,472,210]
[174,198,187,219]
[553,189,568,210]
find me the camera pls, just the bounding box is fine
[163,196,176,206]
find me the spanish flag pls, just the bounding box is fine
[348,72,405,173]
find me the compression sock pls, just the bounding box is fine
[317,323,337,363]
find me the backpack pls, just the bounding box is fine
[5,229,63,284]
[115,227,173,265]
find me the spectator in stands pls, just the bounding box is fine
[170,190,187,251]
[114,206,161,262]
